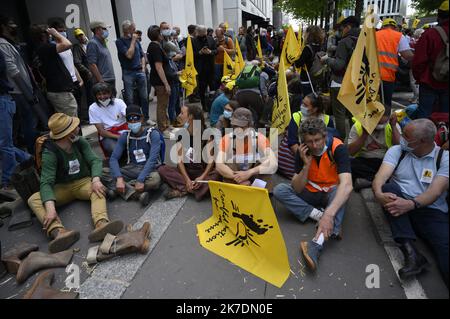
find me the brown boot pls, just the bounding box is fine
[87,222,151,264]
[1,242,39,274]
[23,270,78,299]
[88,219,124,243]
[16,249,73,283]
[48,228,80,254]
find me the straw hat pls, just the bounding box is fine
[48,113,80,140]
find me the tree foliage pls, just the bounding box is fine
[277,0,356,22]
[411,0,443,15]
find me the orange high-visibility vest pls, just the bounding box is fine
[305,137,343,193]
[376,28,402,82]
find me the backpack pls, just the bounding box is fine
[432,26,449,82]
[35,133,82,175]
[125,128,166,165]
[306,45,328,91]
[235,65,261,89]
[394,148,445,173]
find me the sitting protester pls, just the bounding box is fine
[215,100,240,134]
[209,84,234,127]
[278,93,336,180]
[158,104,220,200]
[106,104,162,206]
[89,82,128,157]
[372,119,448,284]
[273,118,353,271]
[215,107,277,189]
[348,113,400,191]
[28,113,124,253]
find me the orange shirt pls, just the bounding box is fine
[215,37,234,65]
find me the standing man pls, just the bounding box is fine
[116,20,148,121]
[214,27,234,90]
[192,25,217,112]
[412,1,449,118]
[376,18,414,114]
[87,21,116,95]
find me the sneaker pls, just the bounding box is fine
[146,119,157,126]
[308,208,324,222]
[354,178,372,192]
[300,241,322,271]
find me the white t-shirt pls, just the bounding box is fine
[59,49,77,82]
[89,98,127,131]
[398,35,411,53]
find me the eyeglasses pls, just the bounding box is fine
[126,115,142,122]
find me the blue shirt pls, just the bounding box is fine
[115,37,144,71]
[87,36,115,81]
[210,93,229,126]
[109,128,162,183]
[383,145,449,213]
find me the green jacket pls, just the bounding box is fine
[40,137,103,203]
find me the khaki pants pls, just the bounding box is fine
[154,86,169,131]
[47,91,78,117]
[28,177,108,236]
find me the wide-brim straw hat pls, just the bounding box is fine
[48,113,80,140]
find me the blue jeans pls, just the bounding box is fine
[416,84,449,119]
[273,183,345,236]
[123,70,148,119]
[382,182,449,283]
[0,95,30,187]
[168,80,180,122]
[100,137,117,158]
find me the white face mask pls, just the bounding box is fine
[99,98,111,107]
[314,144,328,157]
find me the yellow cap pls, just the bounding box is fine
[382,18,397,27]
[439,0,449,11]
[423,23,430,29]
[74,28,85,37]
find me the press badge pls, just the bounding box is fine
[420,168,434,184]
[68,159,80,175]
[133,149,147,163]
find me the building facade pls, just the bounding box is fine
[223,0,273,32]
[364,0,408,21]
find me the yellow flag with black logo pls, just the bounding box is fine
[197,181,290,288]
[412,18,420,29]
[223,50,235,78]
[234,37,245,77]
[179,36,197,97]
[271,55,291,135]
[257,35,264,62]
[280,25,301,69]
[338,9,384,134]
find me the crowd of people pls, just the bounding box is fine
[0,0,448,288]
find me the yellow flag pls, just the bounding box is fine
[234,37,245,77]
[271,55,291,134]
[179,36,197,97]
[280,25,301,68]
[338,9,384,135]
[296,25,304,73]
[412,18,420,29]
[197,181,290,288]
[257,35,263,60]
[223,50,235,78]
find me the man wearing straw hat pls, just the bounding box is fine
[28,113,123,253]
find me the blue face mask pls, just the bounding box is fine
[102,30,109,39]
[300,105,310,117]
[60,31,67,38]
[400,137,414,152]
[128,122,142,134]
[184,121,190,129]
[223,110,233,119]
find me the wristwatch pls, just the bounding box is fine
[410,198,421,209]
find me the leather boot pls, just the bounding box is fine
[23,270,78,299]
[10,166,40,202]
[300,240,323,271]
[87,222,151,264]
[48,228,80,254]
[16,249,74,283]
[1,242,39,274]
[88,219,124,242]
[398,241,429,280]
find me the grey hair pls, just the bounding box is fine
[410,119,437,143]
[196,25,207,33]
[122,20,134,32]
[298,118,327,140]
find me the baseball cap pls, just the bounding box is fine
[126,105,143,118]
[382,18,397,27]
[74,28,85,37]
[230,108,253,127]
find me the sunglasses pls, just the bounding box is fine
[126,115,142,122]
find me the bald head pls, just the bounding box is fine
[196,25,207,36]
